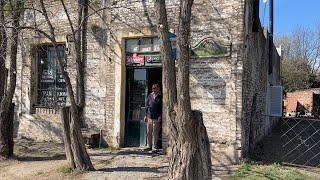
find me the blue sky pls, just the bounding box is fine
[260,0,320,36]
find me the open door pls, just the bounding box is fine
[125,68,162,147]
[125,68,148,147]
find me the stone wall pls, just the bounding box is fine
[15,1,110,141]
[107,0,245,165]
[11,0,282,166]
[241,0,281,158]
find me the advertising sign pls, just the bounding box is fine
[145,55,162,67]
[126,56,145,66]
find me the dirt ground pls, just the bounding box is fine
[0,139,237,180]
[0,139,169,180]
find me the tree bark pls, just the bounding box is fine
[155,0,212,179]
[69,105,94,170]
[0,0,6,104]
[0,1,21,158]
[8,103,15,157]
[61,106,94,170]
[61,107,76,169]
[39,0,94,170]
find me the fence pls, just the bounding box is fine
[280,117,320,167]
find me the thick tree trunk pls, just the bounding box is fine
[155,0,212,179]
[0,103,15,158]
[69,105,94,170]
[7,103,14,157]
[0,0,6,103]
[61,106,94,170]
[168,111,212,179]
[40,0,94,170]
[0,2,21,158]
[61,107,76,169]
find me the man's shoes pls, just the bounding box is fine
[151,149,159,153]
[143,147,152,151]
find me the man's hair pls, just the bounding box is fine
[152,83,160,88]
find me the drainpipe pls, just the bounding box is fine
[268,0,274,74]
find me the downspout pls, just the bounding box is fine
[268,0,274,74]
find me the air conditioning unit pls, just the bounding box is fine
[269,86,283,117]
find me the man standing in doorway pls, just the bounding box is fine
[144,83,162,152]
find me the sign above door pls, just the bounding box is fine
[126,56,145,66]
[145,55,162,67]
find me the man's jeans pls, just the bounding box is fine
[147,118,161,149]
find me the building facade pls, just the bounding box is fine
[13,0,281,165]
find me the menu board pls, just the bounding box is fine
[37,45,67,108]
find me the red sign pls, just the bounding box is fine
[126,56,145,66]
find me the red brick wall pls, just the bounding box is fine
[286,90,314,115]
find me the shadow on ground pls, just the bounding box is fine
[251,118,320,168]
[98,166,167,173]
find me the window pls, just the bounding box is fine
[191,38,229,57]
[125,34,177,67]
[125,38,160,54]
[36,45,67,108]
[252,0,260,32]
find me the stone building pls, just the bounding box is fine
[13,0,281,165]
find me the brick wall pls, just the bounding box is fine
[286,90,314,116]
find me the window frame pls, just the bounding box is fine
[32,44,67,110]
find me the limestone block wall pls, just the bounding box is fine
[108,0,245,164]
[12,0,255,166]
[15,1,109,141]
[241,0,281,157]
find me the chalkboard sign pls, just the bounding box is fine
[37,45,67,108]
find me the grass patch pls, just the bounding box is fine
[57,165,73,174]
[14,146,27,153]
[231,163,318,180]
[36,171,44,176]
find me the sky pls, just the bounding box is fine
[260,0,320,36]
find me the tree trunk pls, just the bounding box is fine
[168,111,212,179]
[69,105,94,170]
[0,1,21,158]
[39,0,94,170]
[61,106,94,170]
[155,0,212,179]
[61,107,76,169]
[0,0,6,103]
[7,103,14,157]
[155,0,179,145]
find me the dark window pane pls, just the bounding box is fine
[37,45,67,108]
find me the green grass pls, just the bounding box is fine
[57,165,73,174]
[36,171,44,176]
[231,163,319,180]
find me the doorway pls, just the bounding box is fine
[125,68,162,147]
